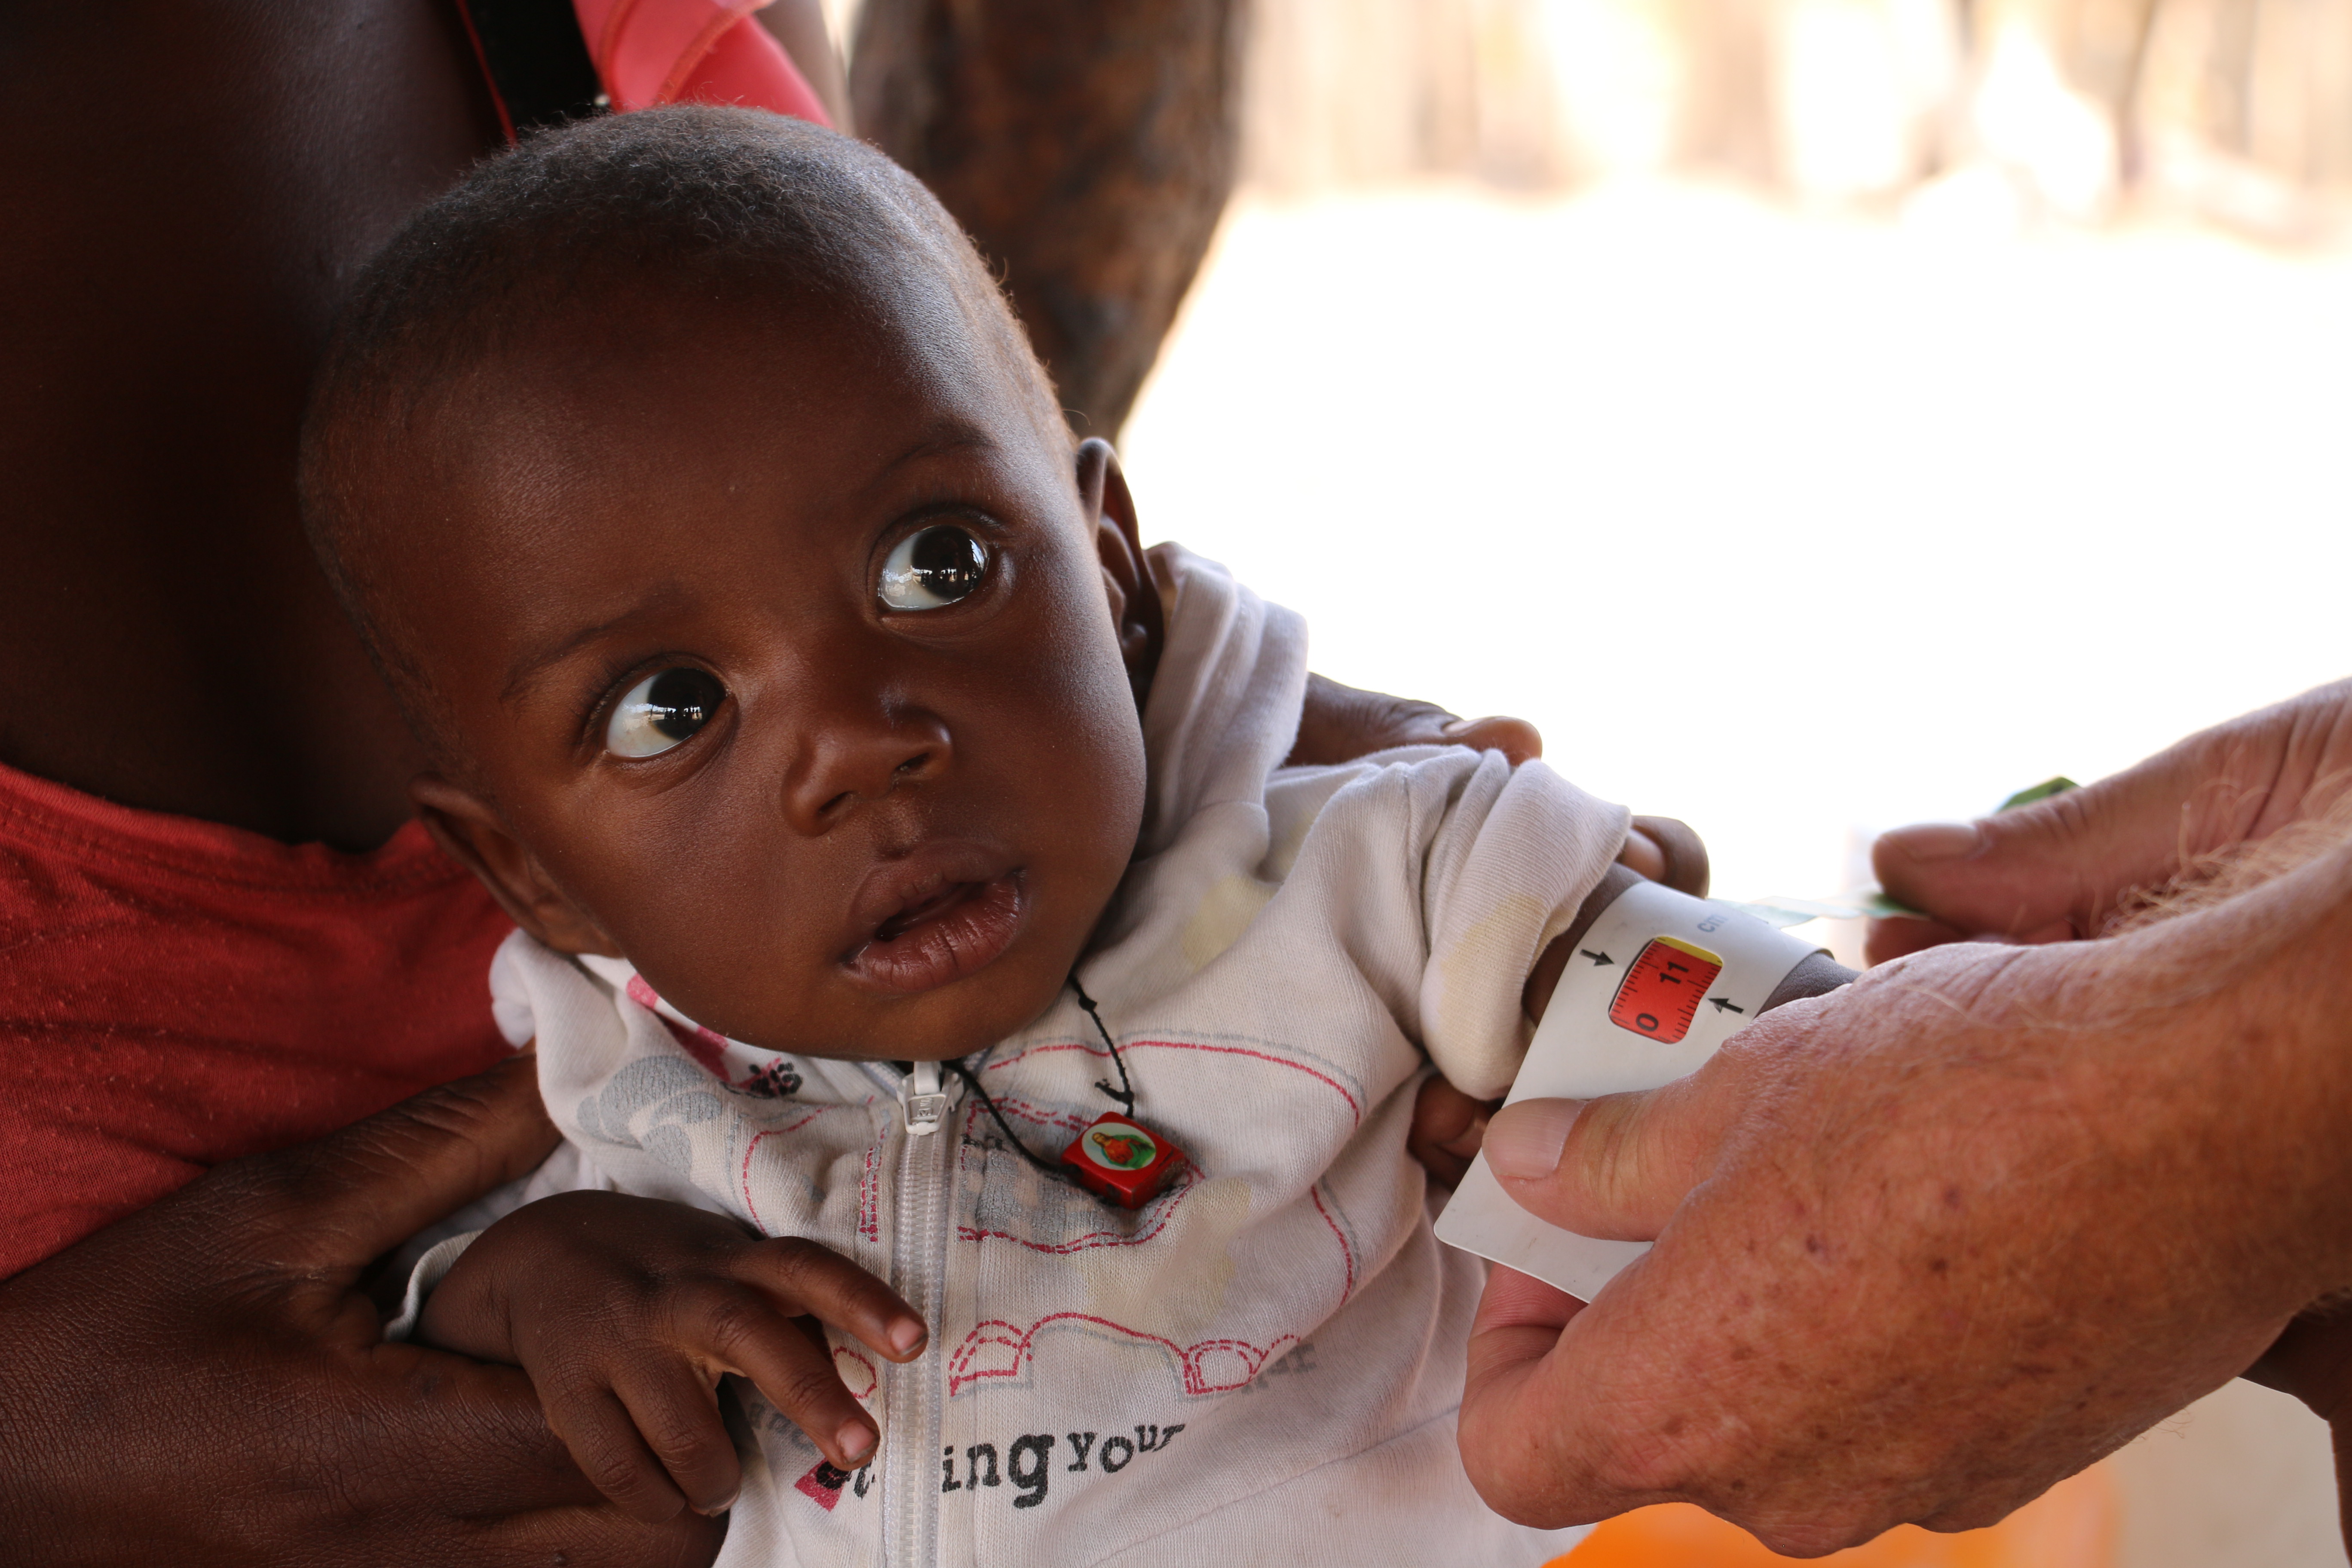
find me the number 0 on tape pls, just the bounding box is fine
[1606,936,1723,1044]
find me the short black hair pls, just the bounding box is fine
[299,106,1062,760]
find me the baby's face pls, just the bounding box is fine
[386,283,1151,1060]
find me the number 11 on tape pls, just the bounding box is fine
[1606,936,1723,1045]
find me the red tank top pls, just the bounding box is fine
[0,761,514,1280]
[0,3,819,1280]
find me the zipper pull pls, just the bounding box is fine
[900,1059,951,1135]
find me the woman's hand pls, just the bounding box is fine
[1287,672,1545,769]
[0,1055,723,1568]
[1289,670,1709,893]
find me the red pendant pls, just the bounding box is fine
[1061,1112,1188,1208]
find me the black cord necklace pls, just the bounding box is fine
[944,972,1188,1208]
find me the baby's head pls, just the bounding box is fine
[303,107,1165,1062]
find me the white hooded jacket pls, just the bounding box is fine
[453,549,1626,1567]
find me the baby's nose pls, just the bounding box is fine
[786,712,951,831]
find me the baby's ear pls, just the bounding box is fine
[410,775,623,958]
[1076,437,1164,706]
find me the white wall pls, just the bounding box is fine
[1124,181,2352,913]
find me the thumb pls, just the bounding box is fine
[1870,716,2306,947]
[199,1050,558,1278]
[1482,1066,1736,1242]
[1874,779,2179,950]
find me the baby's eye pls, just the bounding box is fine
[605,667,726,758]
[878,524,990,611]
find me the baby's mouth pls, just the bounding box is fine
[842,858,1028,996]
[873,885,966,943]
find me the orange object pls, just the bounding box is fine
[1606,936,1724,1044]
[1554,1460,2116,1568]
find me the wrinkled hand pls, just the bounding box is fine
[420,1192,925,1523]
[1457,838,2352,1553]
[1871,676,2352,1510]
[0,1055,724,1568]
[1870,677,2352,963]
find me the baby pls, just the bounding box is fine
[300,107,1838,1566]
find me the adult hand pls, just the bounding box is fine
[1869,677,2352,962]
[1458,828,2352,1552]
[0,1054,723,1568]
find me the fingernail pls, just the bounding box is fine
[889,1317,928,1356]
[1440,716,1476,735]
[837,1422,876,1463]
[1441,1114,1490,1158]
[1882,822,1982,862]
[1483,1099,1585,1181]
[696,1488,740,1517]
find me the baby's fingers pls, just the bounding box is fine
[542,1379,698,1524]
[686,1284,879,1472]
[610,1358,749,1519]
[736,1237,928,1362]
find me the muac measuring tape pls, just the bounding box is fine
[1434,877,1827,1301]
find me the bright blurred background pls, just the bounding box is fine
[818,0,2352,1559]
[1121,0,2352,947]
[1109,0,2352,1564]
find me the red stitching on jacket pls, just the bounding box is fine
[956,1169,1198,1254]
[989,1039,1362,1121]
[948,1312,1300,1396]
[1311,1183,1357,1301]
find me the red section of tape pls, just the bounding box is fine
[1606,936,1722,1045]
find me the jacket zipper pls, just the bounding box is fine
[877,1061,958,1568]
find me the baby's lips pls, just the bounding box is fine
[839,871,1026,995]
[844,839,1018,945]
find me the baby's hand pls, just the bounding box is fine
[416,1190,925,1522]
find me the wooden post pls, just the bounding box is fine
[851,0,1248,440]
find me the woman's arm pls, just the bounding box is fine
[0,1057,722,1567]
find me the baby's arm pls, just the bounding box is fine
[416,1191,927,1522]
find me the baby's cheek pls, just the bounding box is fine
[600,853,852,1046]
[979,665,1144,968]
